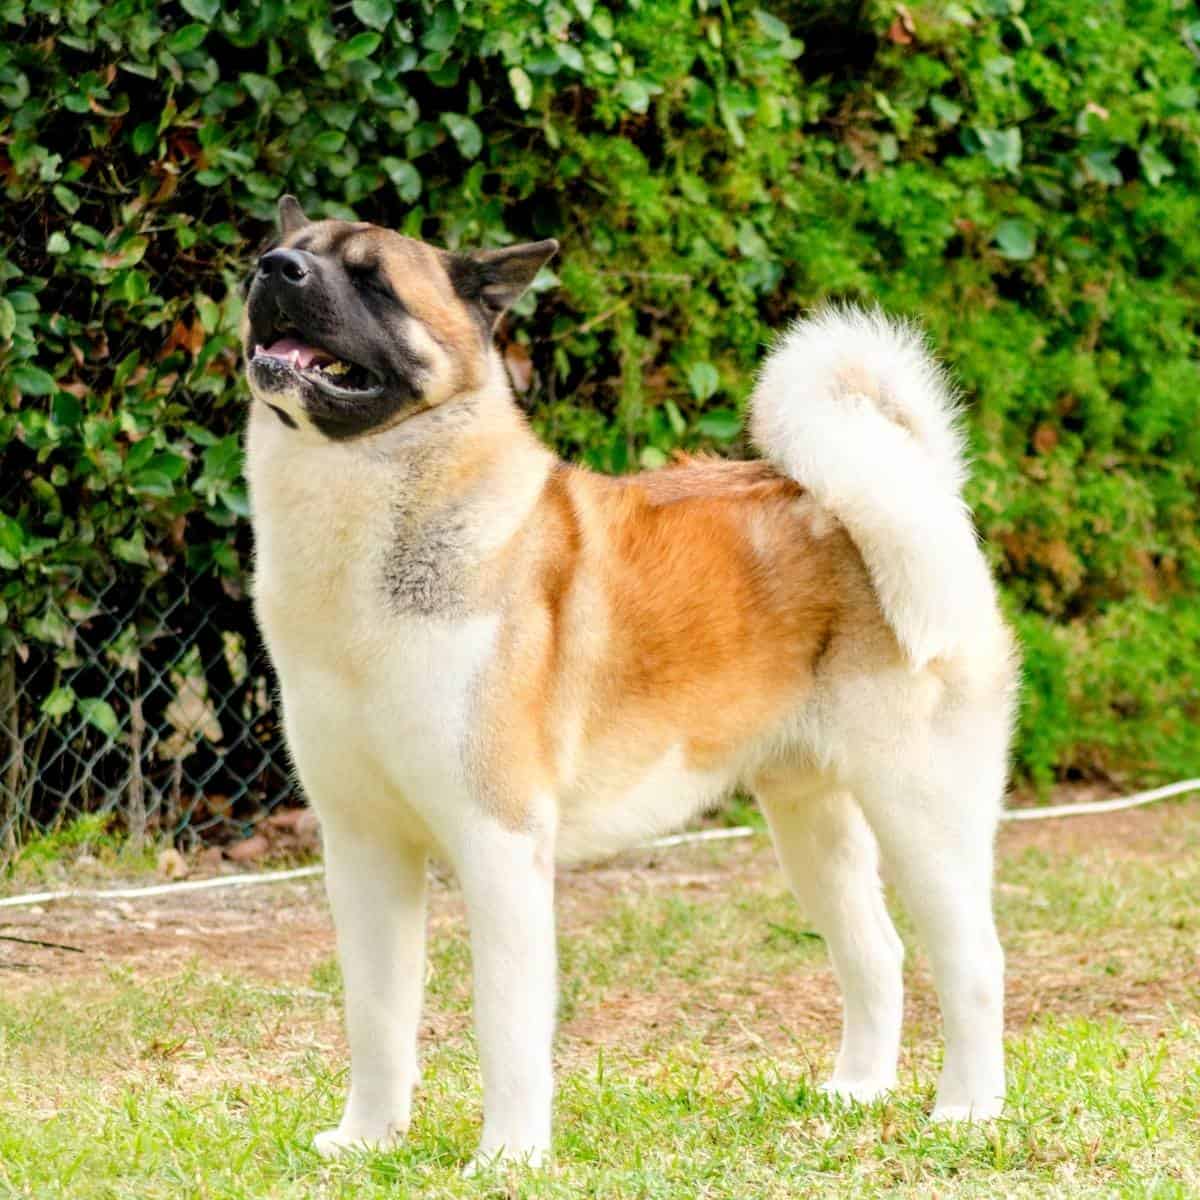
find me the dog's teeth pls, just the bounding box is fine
[325,361,349,376]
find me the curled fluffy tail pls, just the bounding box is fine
[749,306,997,669]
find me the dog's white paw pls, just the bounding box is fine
[463,1145,547,1177]
[930,1098,1004,1123]
[313,1123,404,1159]
[819,1078,895,1105]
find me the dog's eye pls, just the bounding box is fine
[350,265,395,303]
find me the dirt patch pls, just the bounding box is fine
[0,881,336,986]
[3,799,1198,1055]
[1002,783,1200,858]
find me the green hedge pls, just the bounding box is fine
[2,0,1198,787]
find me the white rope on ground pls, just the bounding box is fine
[998,778,1200,821]
[0,779,1196,911]
[0,865,324,910]
[643,827,756,849]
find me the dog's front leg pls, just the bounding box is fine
[314,823,428,1158]
[455,820,556,1171]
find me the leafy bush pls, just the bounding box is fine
[2,0,1198,789]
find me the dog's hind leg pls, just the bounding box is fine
[853,748,1006,1121]
[756,776,904,1103]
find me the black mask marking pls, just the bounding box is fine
[244,240,430,440]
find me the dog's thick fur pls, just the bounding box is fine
[243,198,1017,1168]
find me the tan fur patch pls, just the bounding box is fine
[836,364,919,437]
[473,457,881,828]
[835,364,880,402]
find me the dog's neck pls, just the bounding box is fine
[246,350,555,620]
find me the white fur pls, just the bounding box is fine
[557,744,733,863]
[821,655,1011,1120]
[749,306,998,670]
[314,829,427,1156]
[456,818,557,1168]
[758,784,904,1102]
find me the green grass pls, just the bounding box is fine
[1,804,1198,1198]
[2,812,162,886]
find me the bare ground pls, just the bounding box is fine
[3,798,1198,1087]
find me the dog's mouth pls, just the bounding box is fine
[251,334,384,399]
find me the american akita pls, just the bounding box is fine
[242,195,1017,1169]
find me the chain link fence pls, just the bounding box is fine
[1,550,296,864]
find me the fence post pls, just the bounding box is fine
[1,650,21,859]
[126,653,147,849]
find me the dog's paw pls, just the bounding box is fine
[819,1078,895,1105]
[930,1098,1004,1123]
[463,1145,547,1177]
[313,1123,404,1159]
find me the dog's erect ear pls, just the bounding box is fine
[277,194,309,236]
[449,240,559,327]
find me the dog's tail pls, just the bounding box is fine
[749,305,997,670]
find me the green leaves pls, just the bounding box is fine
[696,411,741,441]
[930,96,962,126]
[974,126,1022,173]
[422,5,460,53]
[310,130,345,156]
[351,0,393,31]
[339,32,381,63]
[752,8,804,60]
[99,237,149,270]
[508,66,534,111]
[180,0,219,20]
[614,79,653,114]
[380,157,422,203]
[994,219,1036,261]
[131,451,189,498]
[685,362,720,403]
[40,686,76,722]
[0,513,24,569]
[78,698,120,739]
[11,364,56,395]
[1,0,1198,790]
[1138,145,1175,187]
[440,113,482,160]
[130,123,157,155]
[165,24,207,55]
[0,63,30,108]
[1083,148,1122,186]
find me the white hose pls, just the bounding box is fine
[998,778,1200,821]
[0,865,323,910]
[0,779,1196,911]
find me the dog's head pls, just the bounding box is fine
[242,195,557,439]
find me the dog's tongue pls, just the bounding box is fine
[257,337,330,369]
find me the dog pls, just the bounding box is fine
[242,194,1017,1169]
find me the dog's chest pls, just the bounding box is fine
[264,583,498,830]
[248,424,493,829]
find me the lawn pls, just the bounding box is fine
[1,799,1198,1198]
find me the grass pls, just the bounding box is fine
[0,802,1198,1198]
[2,813,162,887]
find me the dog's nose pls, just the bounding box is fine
[257,247,312,286]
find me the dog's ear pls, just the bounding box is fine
[449,240,559,327]
[278,194,310,236]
